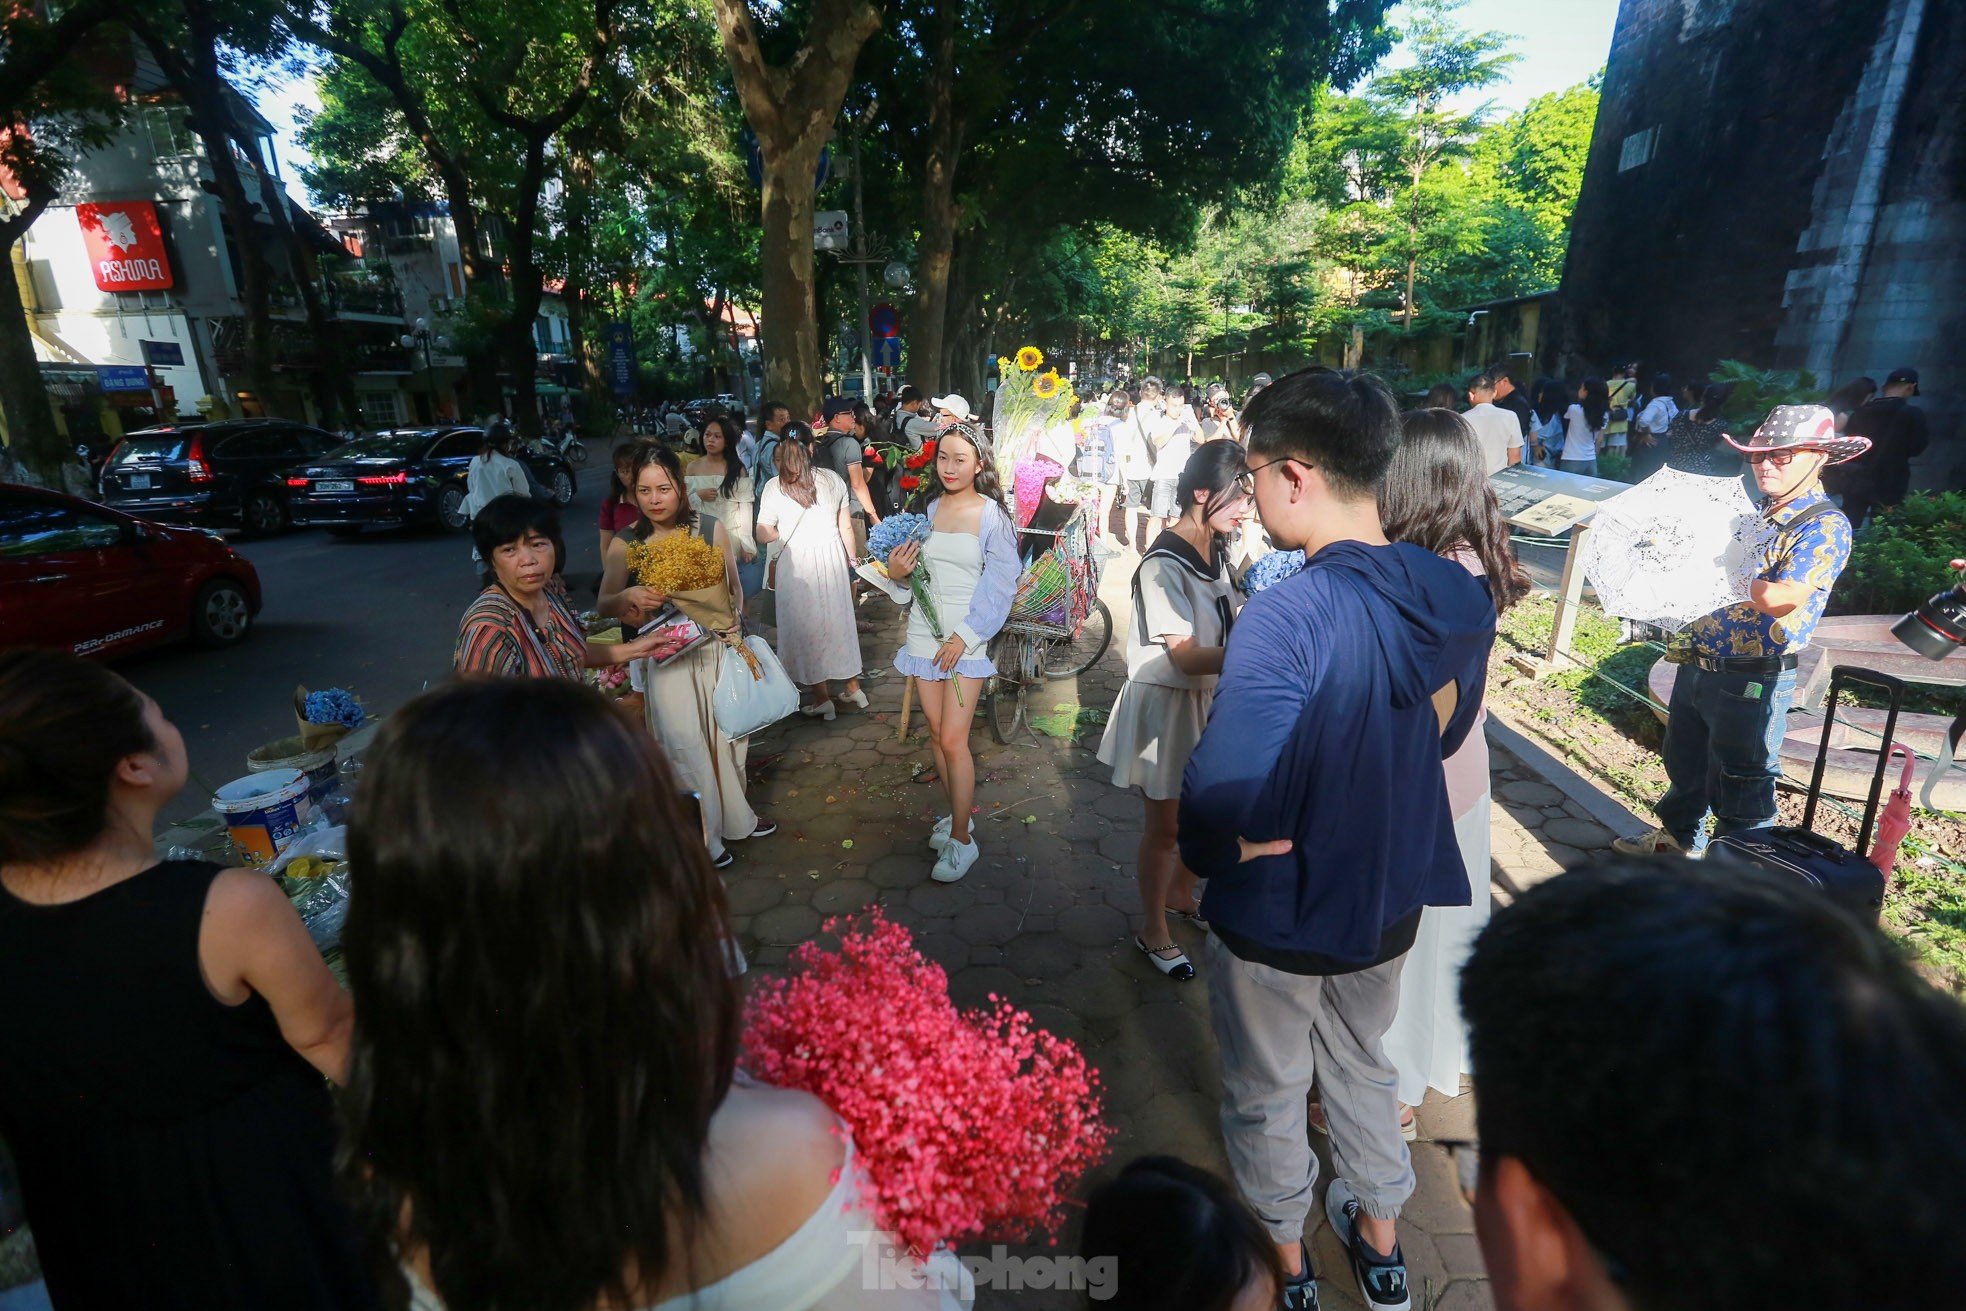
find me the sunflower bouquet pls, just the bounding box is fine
[991,345,1075,489]
[625,531,741,652]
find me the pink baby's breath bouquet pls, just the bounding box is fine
[742,910,1111,1256]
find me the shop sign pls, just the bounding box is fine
[77,201,174,292]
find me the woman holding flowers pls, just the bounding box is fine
[755,431,865,720]
[884,423,1020,884]
[1096,440,1248,981]
[599,444,770,870]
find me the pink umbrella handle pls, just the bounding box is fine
[1868,744,1918,881]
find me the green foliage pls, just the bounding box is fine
[1708,359,1819,428]
[1596,452,1633,484]
[1831,491,1966,616]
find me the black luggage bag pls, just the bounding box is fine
[1703,666,1904,923]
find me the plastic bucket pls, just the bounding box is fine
[247,736,340,805]
[213,769,313,867]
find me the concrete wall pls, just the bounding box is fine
[1560,0,1963,487]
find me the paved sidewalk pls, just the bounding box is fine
[730,561,1623,1310]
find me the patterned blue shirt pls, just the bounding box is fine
[1682,488,1852,658]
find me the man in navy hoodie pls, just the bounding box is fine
[1181,369,1496,1311]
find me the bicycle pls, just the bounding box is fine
[982,505,1114,743]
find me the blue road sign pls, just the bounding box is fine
[96,366,151,393]
[604,324,635,398]
[742,126,831,193]
[871,337,903,369]
[140,339,184,367]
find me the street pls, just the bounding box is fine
[119,461,612,825]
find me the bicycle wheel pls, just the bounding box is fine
[985,674,1026,744]
[1044,598,1114,679]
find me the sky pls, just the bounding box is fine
[251,0,1620,205]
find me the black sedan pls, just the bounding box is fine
[281,427,576,535]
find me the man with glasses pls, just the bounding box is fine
[1615,405,1866,855]
[1180,369,1497,1311]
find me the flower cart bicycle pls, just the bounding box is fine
[983,505,1113,743]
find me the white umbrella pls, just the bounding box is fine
[1577,466,1774,631]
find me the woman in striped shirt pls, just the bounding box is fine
[454,495,682,680]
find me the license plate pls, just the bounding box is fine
[316,480,354,493]
[128,473,151,490]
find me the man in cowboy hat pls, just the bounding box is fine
[1615,405,1869,855]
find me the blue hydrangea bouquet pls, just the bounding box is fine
[862,511,962,701]
[294,684,365,751]
[1241,549,1307,595]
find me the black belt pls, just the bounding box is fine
[1691,652,1799,676]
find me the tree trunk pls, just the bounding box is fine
[501,143,554,437]
[0,201,68,480]
[909,0,961,396]
[161,8,277,404]
[712,0,881,419]
[558,146,612,436]
[235,128,358,427]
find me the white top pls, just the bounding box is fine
[686,470,756,556]
[1123,538,1237,690]
[463,451,529,518]
[1562,403,1601,462]
[1150,406,1197,480]
[406,1135,967,1311]
[1637,395,1679,436]
[1113,411,1154,480]
[1462,402,1523,475]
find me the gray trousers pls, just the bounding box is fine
[1206,933,1415,1243]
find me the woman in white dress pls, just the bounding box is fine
[338,680,961,1311]
[755,431,865,720]
[685,416,757,581]
[598,444,770,871]
[1096,440,1248,982]
[883,423,1020,886]
[1370,409,1531,1113]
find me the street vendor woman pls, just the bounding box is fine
[1615,404,1865,855]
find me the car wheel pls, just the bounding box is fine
[241,491,286,537]
[191,579,252,647]
[550,470,575,505]
[438,485,469,531]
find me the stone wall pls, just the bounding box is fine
[1558,0,1962,485]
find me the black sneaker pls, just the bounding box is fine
[1324,1179,1410,1311]
[1279,1241,1318,1311]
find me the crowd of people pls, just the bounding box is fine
[1,356,1961,1311]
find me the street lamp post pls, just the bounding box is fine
[400,317,448,421]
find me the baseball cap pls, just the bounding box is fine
[1886,366,1920,396]
[931,393,976,420]
[820,396,858,421]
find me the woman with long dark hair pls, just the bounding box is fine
[1529,377,1568,467]
[685,416,757,571]
[0,650,374,1310]
[1559,376,1610,477]
[1371,409,1530,1118]
[599,439,646,561]
[340,681,956,1311]
[598,443,770,870]
[883,422,1021,884]
[755,425,865,718]
[1096,439,1249,982]
[1664,381,1736,476]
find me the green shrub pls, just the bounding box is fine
[1709,359,1819,427]
[1596,452,1634,484]
[1830,491,1966,615]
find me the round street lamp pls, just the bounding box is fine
[883,260,909,289]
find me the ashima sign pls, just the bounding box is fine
[77,202,174,292]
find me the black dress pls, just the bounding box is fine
[1663,413,1736,476]
[0,860,376,1310]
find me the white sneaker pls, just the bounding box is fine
[841,689,869,710]
[1611,826,1685,856]
[799,699,836,721]
[928,814,953,851]
[931,837,978,883]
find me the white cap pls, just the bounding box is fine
[931,393,976,420]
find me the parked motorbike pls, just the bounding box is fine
[538,425,588,466]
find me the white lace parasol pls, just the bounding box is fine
[1577,466,1774,631]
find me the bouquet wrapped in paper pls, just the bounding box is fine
[989,346,1075,489]
[625,531,758,676]
[293,685,364,753]
[743,910,1112,1256]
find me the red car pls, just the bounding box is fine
[0,483,262,657]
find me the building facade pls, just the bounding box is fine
[1560,0,1962,482]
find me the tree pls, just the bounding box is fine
[1366,0,1515,328]
[0,1,124,481]
[712,0,880,417]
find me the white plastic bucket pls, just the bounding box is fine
[212,768,313,867]
[247,736,340,804]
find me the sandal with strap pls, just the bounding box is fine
[1135,936,1196,982]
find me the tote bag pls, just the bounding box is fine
[713,635,800,740]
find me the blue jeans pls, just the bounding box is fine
[1559,458,1598,478]
[1655,664,1797,849]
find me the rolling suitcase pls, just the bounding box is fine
[1703,666,1904,923]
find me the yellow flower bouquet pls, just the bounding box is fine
[626,532,740,647]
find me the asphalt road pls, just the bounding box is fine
[118,463,614,825]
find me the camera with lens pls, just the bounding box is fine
[1893,577,1966,660]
